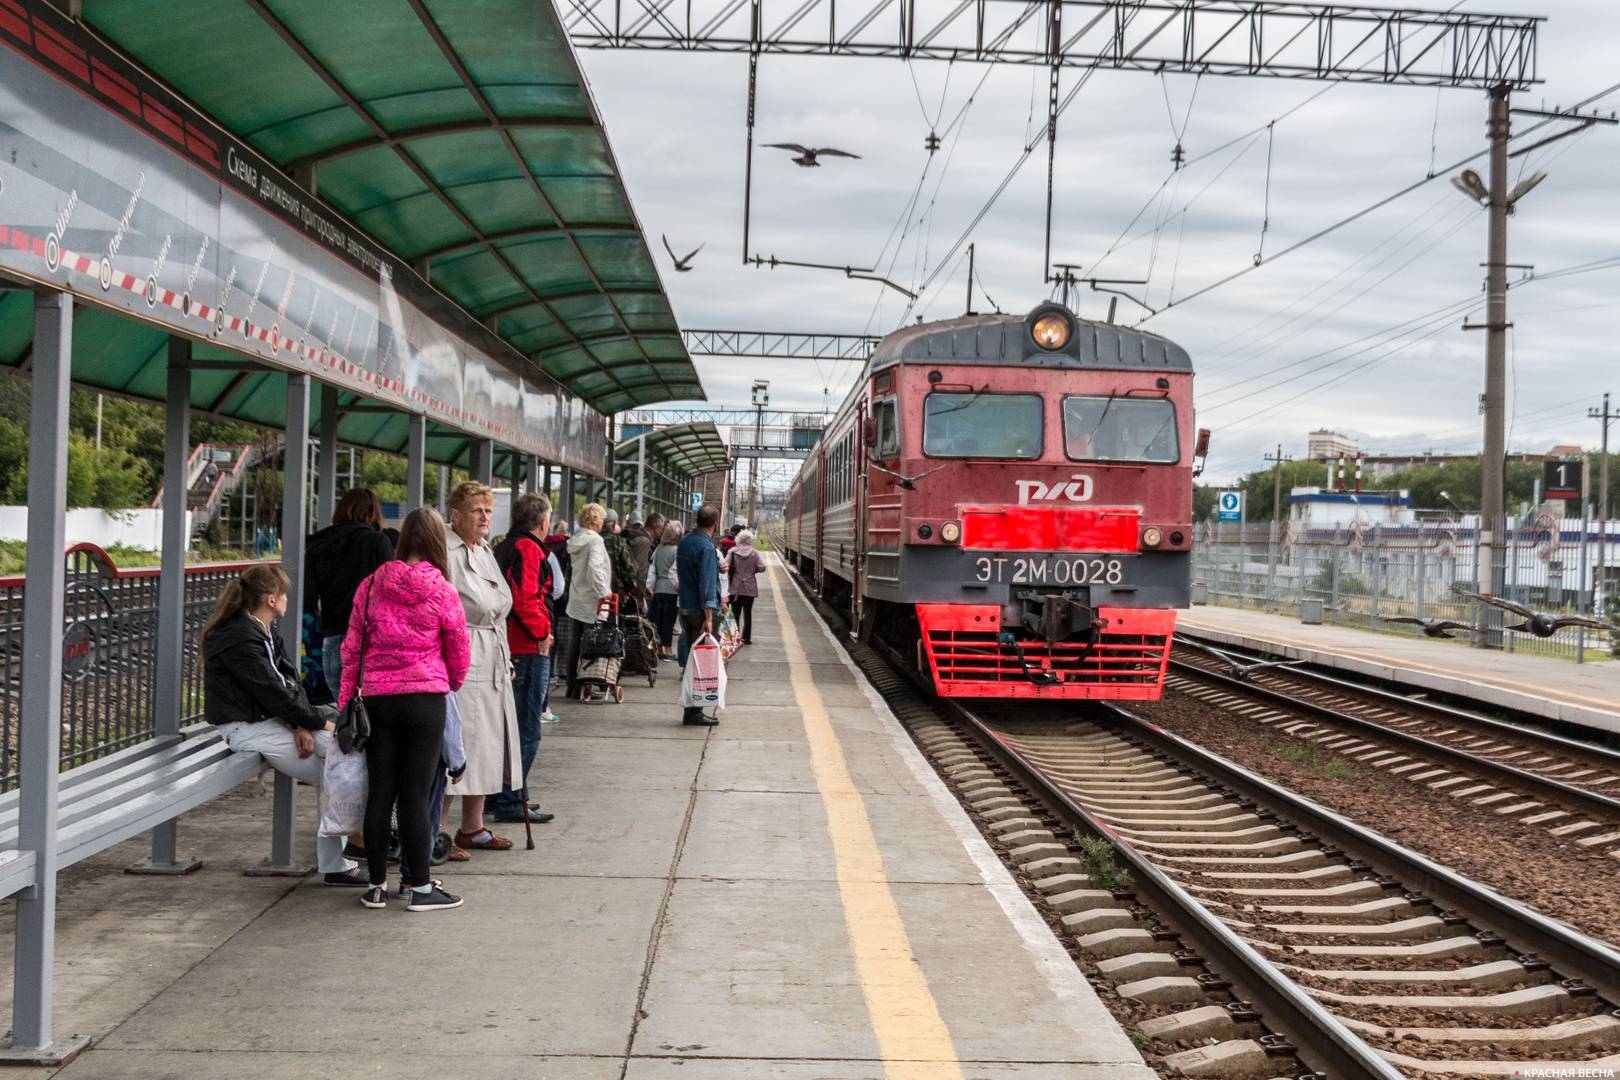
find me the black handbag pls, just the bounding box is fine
[579,617,626,659]
[336,583,373,754]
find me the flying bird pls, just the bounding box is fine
[764,143,861,168]
[1385,616,1478,640]
[1175,636,1302,680]
[661,235,704,272]
[1452,589,1617,638]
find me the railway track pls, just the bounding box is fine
[958,705,1620,1077]
[781,563,1620,1077]
[1167,636,1620,858]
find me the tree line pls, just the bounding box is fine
[1195,454,1620,522]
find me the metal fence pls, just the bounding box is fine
[0,544,262,793]
[1192,515,1620,663]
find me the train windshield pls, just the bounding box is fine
[1063,396,1178,463]
[923,392,1043,458]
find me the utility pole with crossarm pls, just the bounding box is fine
[1593,392,1615,619]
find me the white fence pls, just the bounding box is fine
[0,507,193,554]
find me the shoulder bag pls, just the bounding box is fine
[336,580,374,754]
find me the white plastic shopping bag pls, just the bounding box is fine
[680,632,727,710]
[318,744,368,837]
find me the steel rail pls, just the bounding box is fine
[1164,654,1620,823]
[1173,632,1620,765]
[1099,702,1620,1004]
[939,696,1402,1079]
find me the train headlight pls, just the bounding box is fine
[1142,527,1163,548]
[1031,312,1071,350]
[940,521,961,543]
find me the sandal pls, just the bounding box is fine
[455,828,513,851]
[447,844,471,862]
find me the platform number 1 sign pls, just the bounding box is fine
[1543,460,1582,502]
[1217,490,1243,522]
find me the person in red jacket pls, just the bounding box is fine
[490,493,555,824]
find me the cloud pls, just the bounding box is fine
[576,1,1620,490]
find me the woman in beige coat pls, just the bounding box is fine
[444,481,521,857]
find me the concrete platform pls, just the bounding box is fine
[1180,605,1620,736]
[5,556,1153,1080]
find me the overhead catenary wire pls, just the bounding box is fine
[1133,78,1620,327]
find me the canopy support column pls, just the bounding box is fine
[133,338,201,876]
[636,434,648,519]
[406,413,426,511]
[2,290,88,1067]
[316,384,339,526]
[560,468,574,521]
[469,439,493,486]
[525,455,540,496]
[251,373,313,878]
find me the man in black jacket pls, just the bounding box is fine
[306,488,393,696]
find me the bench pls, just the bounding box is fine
[0,725,262,900]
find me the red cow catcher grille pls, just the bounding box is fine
[915,604,1176,700]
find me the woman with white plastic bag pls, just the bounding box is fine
[340,508,471,913]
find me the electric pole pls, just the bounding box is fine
[1265,443,1291,607]
[1477,84,1512,648]
[1593,392,1615,617]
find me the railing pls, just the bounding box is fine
[0,543,265,792]
[1192,516,1620,663]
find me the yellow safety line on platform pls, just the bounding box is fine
[764,558,965,1079]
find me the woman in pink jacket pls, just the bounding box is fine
[341,507,471,913]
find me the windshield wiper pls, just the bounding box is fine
[930,384,991,417]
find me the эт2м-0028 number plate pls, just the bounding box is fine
[966,553,1128,587]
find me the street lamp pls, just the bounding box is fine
[1438,490,1464,514]
[749,380,769,527]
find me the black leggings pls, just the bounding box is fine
[363,692,446,888]
[731,595,756,643]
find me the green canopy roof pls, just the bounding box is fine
[614,422,732,481]
[82,0,701,415]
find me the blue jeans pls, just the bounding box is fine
[491,652,548,816]
[322,634,345,698]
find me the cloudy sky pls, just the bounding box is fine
[572,1,1620,487]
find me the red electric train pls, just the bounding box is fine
[782,302,1206,701]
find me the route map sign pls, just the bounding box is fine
[0,0,608,474]
[1217,490,1244,522]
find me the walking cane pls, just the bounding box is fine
[520,785,535,850]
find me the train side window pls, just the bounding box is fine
[874,398,900,459]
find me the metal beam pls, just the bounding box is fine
[683,328,879,361]
[137,337,199,875]
[6,290,88,1064]
[417,222,640,264]
[407,413,428,510]
[285,116,598,171]
[566,0,1540,90]
[262,373,312,876]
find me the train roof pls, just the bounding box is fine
[870,309,1193,373]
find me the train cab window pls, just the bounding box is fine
[922,392,1042,459]
[874,399,900,459]
[1063,396,1179,463]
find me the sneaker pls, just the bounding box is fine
[406,885,464,913]
[395,878,443,898]
[359,885,389,909]
[540,710,560,724]
[323,867,370,887]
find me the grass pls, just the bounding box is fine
[1131,1030,1151,1052]
[1262,734,1358,781]
[1074,832,1131,891]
